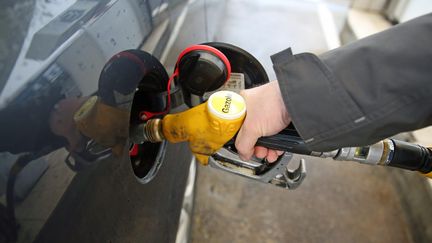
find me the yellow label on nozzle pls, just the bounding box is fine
[207,90,246,120]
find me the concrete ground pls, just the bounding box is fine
[191,0,426,242]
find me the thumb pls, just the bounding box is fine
[235,123,259,161]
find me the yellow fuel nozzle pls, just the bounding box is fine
[136,91,246,165]
[163,90,246,165]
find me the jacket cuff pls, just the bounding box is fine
[271,49,364,151]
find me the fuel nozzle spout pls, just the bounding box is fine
[130,118,164,144]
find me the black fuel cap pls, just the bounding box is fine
[177,50,229,96]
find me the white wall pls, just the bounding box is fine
[400,0,432,22]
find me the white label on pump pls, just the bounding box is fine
[203,72,245,99]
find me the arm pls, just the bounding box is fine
[272,13,432,152]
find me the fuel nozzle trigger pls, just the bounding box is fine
[209,148,306,189]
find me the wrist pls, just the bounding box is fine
[273,80,290,125]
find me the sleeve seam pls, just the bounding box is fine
[305,94,424,146]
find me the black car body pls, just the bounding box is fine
[0,0,225,242]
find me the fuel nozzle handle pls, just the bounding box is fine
[257,127,432,176]
[256,125,314,156]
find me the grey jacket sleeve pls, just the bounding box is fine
[271,13,432,152]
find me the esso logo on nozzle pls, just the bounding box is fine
[207,91,246,120]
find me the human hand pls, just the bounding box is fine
[235,81,291,162]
